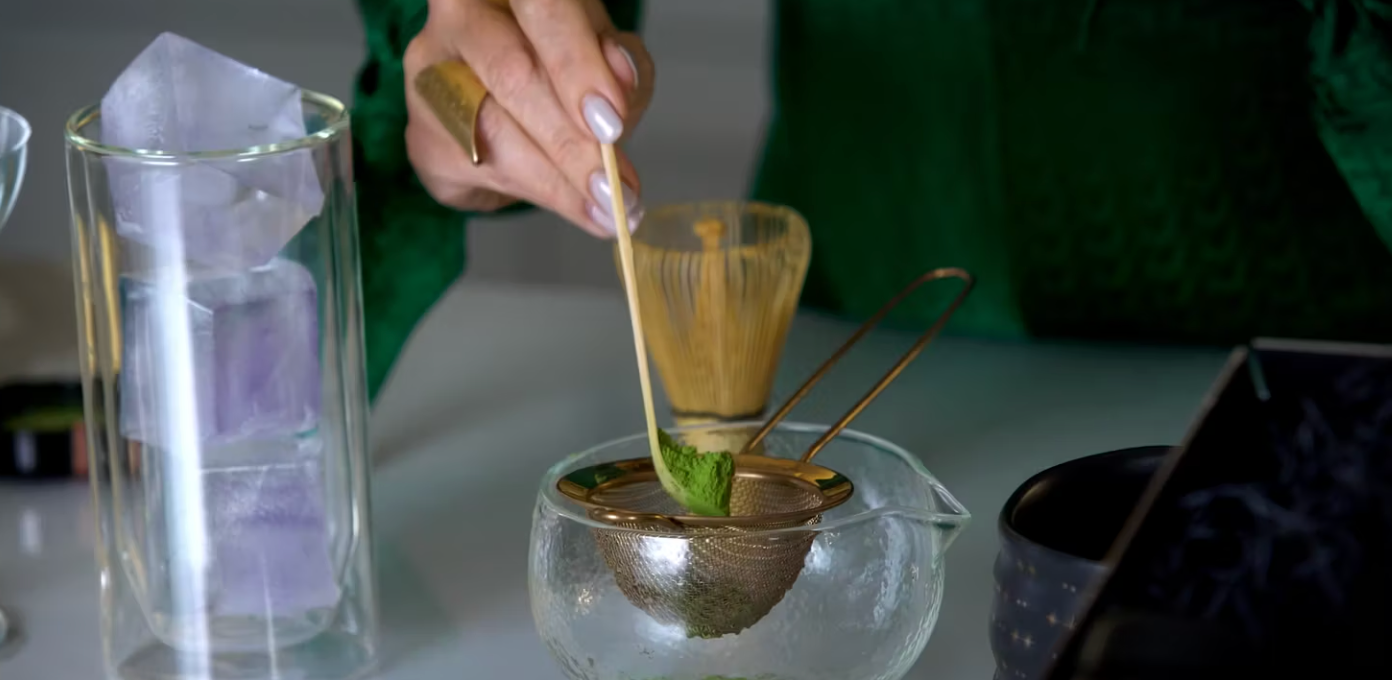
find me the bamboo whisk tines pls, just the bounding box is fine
[627,203,812,428]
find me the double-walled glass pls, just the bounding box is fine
[65,91,377,680]
[530,422,970,680]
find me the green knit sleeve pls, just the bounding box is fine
[1304,0,1392,252]
[353,0,461,402]
[351,0,644,401]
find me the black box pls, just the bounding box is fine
[1043,339,1392,679]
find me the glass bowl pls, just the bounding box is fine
[529,421,970,680]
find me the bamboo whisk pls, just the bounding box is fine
[623,202,811,437]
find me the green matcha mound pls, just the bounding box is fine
[655,428,735,517]
[680,588,760,639]
[648,575,763,639]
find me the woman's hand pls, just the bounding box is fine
[403,0,655,237]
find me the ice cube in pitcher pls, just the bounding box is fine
[130,434,342,653]
[119,257,321,446]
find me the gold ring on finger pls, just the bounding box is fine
[414,60,491,166]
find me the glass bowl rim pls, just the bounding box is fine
[0,106,31,158]
[537,420,970,536]
[63,89,348,160]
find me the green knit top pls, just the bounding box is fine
[352,0,1392,400]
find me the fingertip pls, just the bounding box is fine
[609,33,654,110]
[602,37,638,92]
[587,201,616,234]
[582,93,624,144]
[587,201,642,236]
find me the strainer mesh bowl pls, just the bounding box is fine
[588,473,826,638]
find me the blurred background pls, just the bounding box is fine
[0,0,770,379]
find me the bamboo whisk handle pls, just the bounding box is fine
[695,218,725,251]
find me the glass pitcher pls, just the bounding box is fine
[64,90,377,680]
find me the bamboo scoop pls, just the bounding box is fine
[602,145,732,516]
[602,144,659,459]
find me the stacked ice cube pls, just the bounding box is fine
[101,32,324,271]
[104,33,339,628]
[119,258,321,446]
[202,436,339,620]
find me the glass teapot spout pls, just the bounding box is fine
[925,479,971,555]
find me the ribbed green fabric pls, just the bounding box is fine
[753,0,1392,344]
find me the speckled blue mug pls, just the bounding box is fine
[990,446,1170,680]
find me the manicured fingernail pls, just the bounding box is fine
[582,94,623,143]
[618,45,639,90]
[588,201,641,235]
[589,171,638,214]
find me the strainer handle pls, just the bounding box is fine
[738,267,975,462]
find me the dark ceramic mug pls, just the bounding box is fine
[989,446,1170,680]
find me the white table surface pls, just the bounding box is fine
[0,280,1231,679]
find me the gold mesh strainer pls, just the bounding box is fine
[558,267,975,638]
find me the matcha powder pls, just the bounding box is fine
[656,429,735,516]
